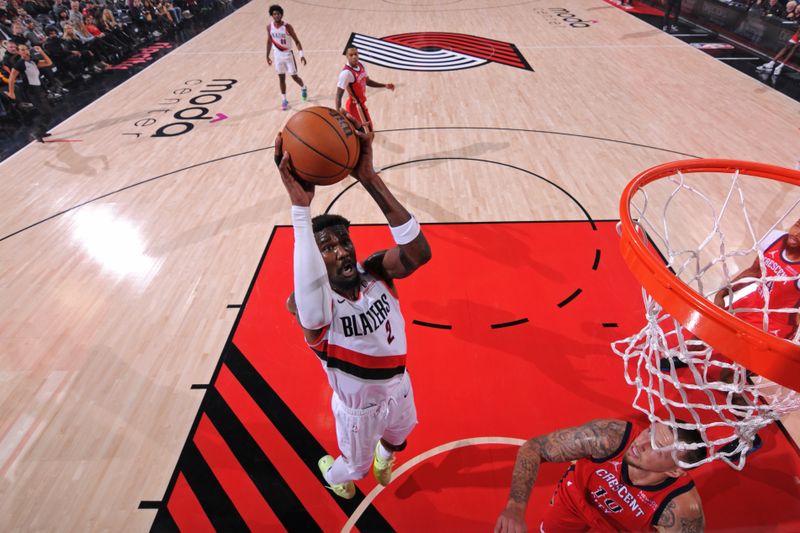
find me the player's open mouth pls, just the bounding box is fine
[340,263,355,277]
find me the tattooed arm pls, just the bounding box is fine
[656,491,705,533]
[494,419,628,533]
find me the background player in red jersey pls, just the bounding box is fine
[714,218,800,339]
[495,419,706,533]
[275,130,431,499]
[266,4,307,111]
[335,46,395,131]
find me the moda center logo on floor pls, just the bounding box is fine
[344,32,532,72]
[122,79,238,139]
[534,8,597,28]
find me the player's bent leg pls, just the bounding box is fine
[373,375,418,486]
[318,455,356,499]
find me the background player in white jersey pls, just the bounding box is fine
[275,130,432,499]
[266,4,307,111]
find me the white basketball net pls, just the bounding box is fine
[612,166,800,470]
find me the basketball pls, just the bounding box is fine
[281,106,360,185]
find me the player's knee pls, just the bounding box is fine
[380,438,407,452]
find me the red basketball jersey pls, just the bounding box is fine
[732,230,800,338]
[541,423,695,532]
[342,61,368,106]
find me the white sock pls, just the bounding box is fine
[325,456,353,485]
[302,85,307,90]
[281,93,287,100]
[377,441,393,460]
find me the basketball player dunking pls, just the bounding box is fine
[335,47,395,132]
[275,130,431,499]
[495,419,706,533]
[266,4,307,111]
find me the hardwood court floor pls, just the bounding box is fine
[1,0,798,530]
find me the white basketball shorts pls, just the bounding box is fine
[331,372,417,476]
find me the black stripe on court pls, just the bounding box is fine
[412,319,453,329]
[592,249,601,270]
[557,288,583,308]
[491,318,529,329]
[226,304,242,309]
[138,500,162,509]
[203,386,321,531]
[171,441,249,532]
[190,384,209,389]
[150,505,178,532]
[602,323,619,328]
[223,343,395,531]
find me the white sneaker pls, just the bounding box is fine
[757,61,775,71]
[774,63,784,76]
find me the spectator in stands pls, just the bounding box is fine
[789,1,800,20]
[99,9,136,49]
[62,22,107,70]
[10,19,27,44]
[23,18,45,46]
[57,9,71,31]
[52,0,69,21]
[43,24,91,80]
[762,0,786,18]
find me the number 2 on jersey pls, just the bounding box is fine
[386,321,395,344]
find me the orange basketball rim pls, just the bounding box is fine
[618,159,800,392]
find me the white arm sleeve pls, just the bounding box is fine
[292,206,333,329]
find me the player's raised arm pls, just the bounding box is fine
[713,258,763,307]
[349,132,431,281]
[274,134,331,338]
[495,420,628,533]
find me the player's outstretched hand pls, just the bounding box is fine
[300,56,307,66]
[386,83,395,91]
[275,133,315,207]
[494,506,527,533]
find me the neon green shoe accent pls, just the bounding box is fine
[318,455,355,499]
[372,443,395,487]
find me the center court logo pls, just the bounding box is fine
[344,32,532,72]
[535,8,598,28]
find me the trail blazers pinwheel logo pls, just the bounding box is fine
[345,32,533,72]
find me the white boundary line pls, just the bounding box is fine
[341,436,525,532]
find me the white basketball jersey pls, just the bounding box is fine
[269,22,293,56]
[308,266,407,408]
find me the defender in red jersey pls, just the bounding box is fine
[495,419,706,532]
[275,130,431,499]
[335,47,395,131]
[714,220,800,339]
